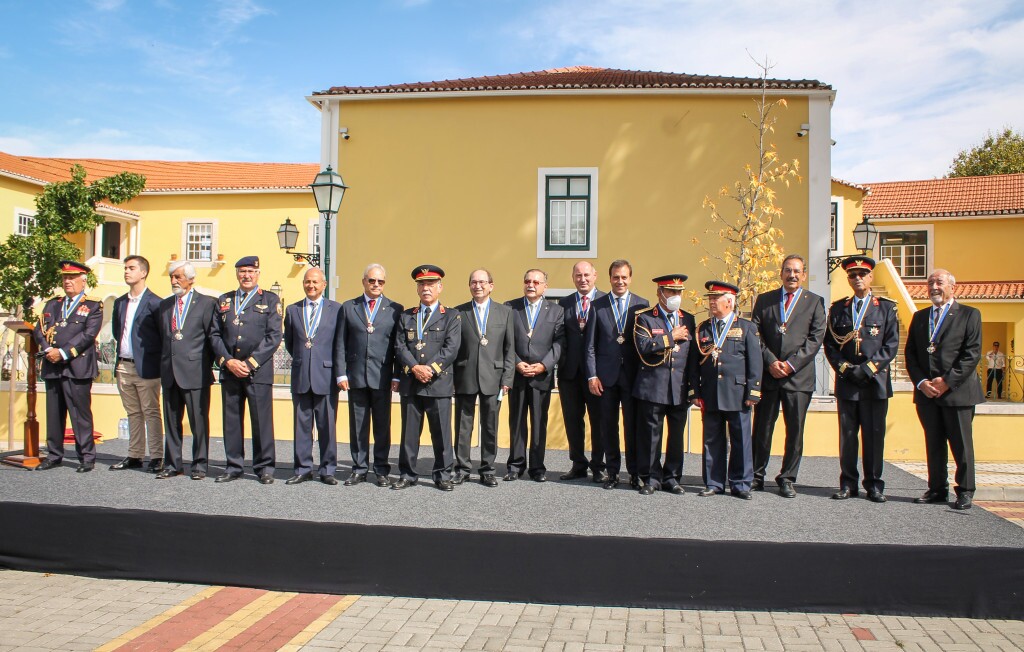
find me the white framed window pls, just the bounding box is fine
[182,221,217,263]
[829,201,839,252]
[876,224,934,280]
[14,209,35,236]
[537,167,598,258]
[308,218,320,254]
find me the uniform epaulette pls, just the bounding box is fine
[635,305,656,316]
[831,296,850,306]
[878,296,897,304]
[85,296,102,303]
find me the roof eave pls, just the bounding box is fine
[308,86,836,103]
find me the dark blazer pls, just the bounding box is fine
[692,317,763,411]
[823,295,900,400]
[905,301,985,407]
[284,298,343,396]
[394,304,462,397]
[158,291,217,390]
[336,295,403,391]
[453,299,515,395]
[557,290,605,380]
[112,288,163,379]
[631,305,698,406]
[210,288,283,385]
[33,295,102,380]
[506,297,565,390]
[584,292,648,387]
[750,287,826,392]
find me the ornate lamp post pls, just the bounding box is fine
[309,165,348,297]
[276,218,320,267]
[827,215,879,282]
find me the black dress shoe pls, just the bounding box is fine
[639,484,657,496]
[953,493,973,510]
[215,473,242,483]
[698,487,720,497]
[146,459,164,473]
[285,472,312,485]
[110,457,142,470]
[34,459,61,471]
[320,475,338,485]
[375,475,391,487]
[559,468,588,481]
[155,468,182,479]
[343,474,366,486]
[76,463,94,473]
[751,478,765,491]
[778,481,796,498]
[503,472,518,481]
[603,475,619,490]
[731,490,752,500]
[592,470,609,483]
[531,473,547,483]
[190,470,206,480]
[391,478,415,490]
[867,490,887,503]
[452,472,469,485]
[629,475,641,489]
[914,489,949,504]
[831,487,854,500]
[668,484,685,495]
[258,473,274,485]
[480,474,498,487]
[435,480,455,491]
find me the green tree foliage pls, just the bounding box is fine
[948,127,1024,178]
[0,164,146,321]
[691,58,801,313]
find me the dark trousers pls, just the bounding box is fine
[508,381,551,477]
[43,378,95,464]
[454,392,500,475]
[837,397,888,493]
[221,377,275,475]
[987,369,1004,398]
[163,383,211,473]
[558,375,603,472]
[635,399,687,488]
[599,381,638,477]
[752,388,810,484]
[917,402,976,496]
[703,408,753,492]
[293,390,338,477]
[347,387,392,476]
[397,394,454,482]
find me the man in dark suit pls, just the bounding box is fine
[283,267,343,485]
[557,261,605,482]
[33,261,103,473]
[585,259,649,489]
[631,274,697,495]
[750,254,826,498]
[337,263,403,487]
[823,257,899,503]
[156,261,218,480]
[506,269,565,482]
[453,268,515,487]
[392,265,462,491]
[110,255,164,473]
[211,256,282,484]
[906,268,984,510]
[691,281,763,499]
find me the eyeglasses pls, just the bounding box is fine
[847,271,869,279]
[365,279,385,285]
[469,280,491,286]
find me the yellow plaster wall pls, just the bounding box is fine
[828,181,866,303]
[0,177,40,239]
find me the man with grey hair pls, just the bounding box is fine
[906,268,984,510]
[156,261,218,480]
[336,263,403,486]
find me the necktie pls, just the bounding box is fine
[784,292,793,310]
[422,305,431,322]
[715,319,724,337]
[368,298,376,312]
[669,313,676,328]
[932,307,939,330]
[616,297,623,314]
[308,300,315,319]
[581,295,589,313]
[855,298,862,315]
[172,297,183,330]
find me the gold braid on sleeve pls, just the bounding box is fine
[693,320,717,365]
[634,321,670,368]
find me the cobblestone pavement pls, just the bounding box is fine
[0,571,1022,651]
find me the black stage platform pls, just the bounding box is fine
[2,438,1022,618]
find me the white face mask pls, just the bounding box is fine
[664,295,682,312]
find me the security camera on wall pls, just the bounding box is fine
[339,127,350,140]
[796,123,810,138]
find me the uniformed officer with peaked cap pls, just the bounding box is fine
[824,256,899,503]
[691,281,763,499]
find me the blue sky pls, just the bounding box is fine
[1,0,1021,182]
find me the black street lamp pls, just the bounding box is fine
[309,165,348,297]
[276,217,320,267]
[827,215,879,282]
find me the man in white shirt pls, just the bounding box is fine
[986,341,1006,399]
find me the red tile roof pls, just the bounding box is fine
[317,66,831,96]
[863,174,1024,219]
[832,177,870,193]
[904,281,1024,301]
[0,151,318,193]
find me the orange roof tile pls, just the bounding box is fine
[0,151,318,193]
[904,281,1024,301]
[863,173,1024,219]
[317,66,831,96]
[832,177,870,194]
